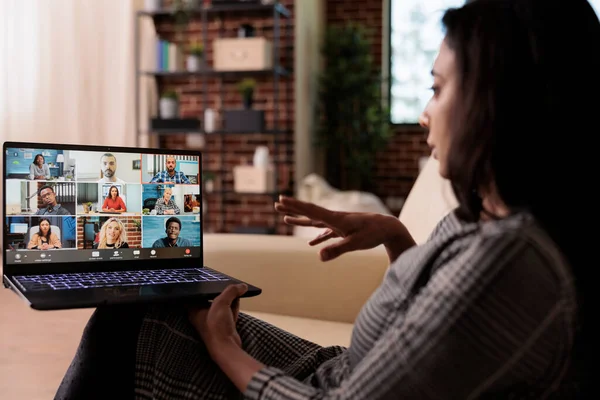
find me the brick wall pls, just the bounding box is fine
[155,0,294,234]
[156,0,429,233]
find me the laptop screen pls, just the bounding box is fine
[3,143,202,266]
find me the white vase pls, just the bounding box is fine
[253,146,270,168]
[144,0,162,12]
[186,55,203,72]
[159,98,178,119]
[204,108,215,133]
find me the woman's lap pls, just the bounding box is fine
[55,304,346,400]
[135,305,346,399]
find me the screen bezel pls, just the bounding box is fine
[2,141,204,276]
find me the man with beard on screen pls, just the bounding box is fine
[98,153,126,184]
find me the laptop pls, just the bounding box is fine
[2,141,262,310]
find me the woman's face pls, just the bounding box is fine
[36,156,44,166]
[105,221,121,243]
[420,39,458,178]
[163,190,172,202]
[39,220,50,234]
[110,187,118,198]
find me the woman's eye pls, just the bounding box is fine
[429,85,441,96]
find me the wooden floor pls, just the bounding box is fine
[0,284,93,400]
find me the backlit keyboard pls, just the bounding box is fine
[13,268,230,292]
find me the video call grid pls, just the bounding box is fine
[4,147,202,255]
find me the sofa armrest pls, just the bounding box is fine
[203,234,389,324]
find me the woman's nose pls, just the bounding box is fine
[418,112,429,128]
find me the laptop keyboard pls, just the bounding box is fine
[13,268,230,292]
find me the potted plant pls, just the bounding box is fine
[142,208,150,215]
[83,202,93,213]
[159,90,179,119]
[132,219,142,231]
[202,172,216,193]
[315,23,391,191]
[186,42,204,72]
[237,78,257,109]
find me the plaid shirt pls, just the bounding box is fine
[130,211,579,399]
[149,170,191,184]
[153,198,180,215]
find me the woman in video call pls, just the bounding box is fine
[101,185,127,213]
[27,218,61,250]
[154,187,180,215]
[95,217,129,249]
[28,153,51,180]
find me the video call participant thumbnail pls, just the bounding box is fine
[36,185,71,216]
[101,185,127,213]
[29,154,51,180]
[150,156,191,184]
[99,153,126,184]
[95,217,129,249]
[27,218,62,250]
[151,217,193,248]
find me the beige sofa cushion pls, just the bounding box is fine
[399,157,458,244]
[204,233,389,324]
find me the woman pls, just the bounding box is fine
[27,218,61,250]
[101,185,127,213]
[95,217,129,249]
[28,154,51,180]
[154,187,180,215]
[56,0,590,398]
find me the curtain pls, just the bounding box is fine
[0,0,152,252]
[0,0,144,147]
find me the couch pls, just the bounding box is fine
[209,157,457,347]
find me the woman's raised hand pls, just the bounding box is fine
[274,196,415,263]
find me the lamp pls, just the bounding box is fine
[56,154,65,177]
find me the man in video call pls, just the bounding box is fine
[35,185,71,216]
[98,153,126,184]
[151,217,193,248]
[149,156,191,184]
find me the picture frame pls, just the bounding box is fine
[132,159,141,170]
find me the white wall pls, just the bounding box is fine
[70,151,142,182]
[294,0,326,189]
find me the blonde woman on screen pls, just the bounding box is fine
[95,217,129,249]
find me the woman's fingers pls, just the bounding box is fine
[283,216,327,228]
[308,228,338,246]
[276,196,339,225]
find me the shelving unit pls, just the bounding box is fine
[134,1,293,234]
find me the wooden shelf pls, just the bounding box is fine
[137,3,291,18]
[147,128,292,135]
[139,66,289,78]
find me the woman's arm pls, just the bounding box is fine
[49,233,62,249]
[172,201,181,215]
[118,196,127,212]
[27,234,39,249]
[209,236,570,400]
[102,197,110,211]
[43,164,51,179]
[28,164,36,180]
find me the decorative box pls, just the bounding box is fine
[223,109,265,133]
[233,165,275,193]
[213,37,273,71]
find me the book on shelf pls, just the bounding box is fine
[155,38,184,72]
